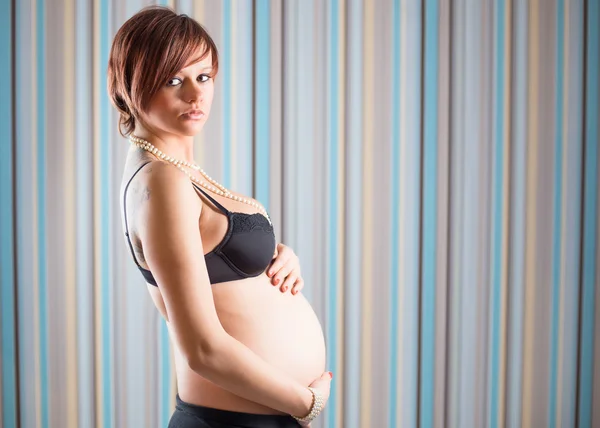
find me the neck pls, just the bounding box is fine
[130,131,196,165]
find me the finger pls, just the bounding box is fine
[272,255,296,284]
[291,277,304,295]
[273,263,294,286]
[267,252,292,278]
[273,242,285,260]
[280,273,297,293]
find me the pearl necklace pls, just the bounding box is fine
[128,135,271,225]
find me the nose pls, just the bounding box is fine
[183,80,204,104]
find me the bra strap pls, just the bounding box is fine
[123,161,153,269]
[191,182,230,215]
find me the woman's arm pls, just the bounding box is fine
[138,162,314,417]
[193,333,312,416]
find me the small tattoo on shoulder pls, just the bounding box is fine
[143,187,151,200]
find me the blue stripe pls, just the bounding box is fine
[549,1,565,426]
[255,0,270,206]
[100,0,113,425]
[234,1,254,196]
[161,320,170,425]
[222,1,231,187]
[578,0,599,425]
[344,1,364,426]
[403,7,422,426]
[76,0,94,424]
[419,0,438,426]
[326,1,339,427]
[389,0,401,426]
[506,1,528,424]
[489,1,506,427]
[14,1,27,424]
[566,5,584,428]
[0,0,16,427]
[36,0,50,426]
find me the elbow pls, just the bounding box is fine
[186,330,228,375]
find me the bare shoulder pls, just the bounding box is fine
[122,160,202,227]
[142,160,194,190]
[137,161,202,216]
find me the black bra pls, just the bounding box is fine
[123,161,276,286]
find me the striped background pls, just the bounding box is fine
[1,0,599,427]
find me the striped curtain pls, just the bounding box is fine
[1,0,599,427]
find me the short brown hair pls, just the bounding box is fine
[107,5,219,138]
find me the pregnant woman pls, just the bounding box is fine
[107,5,331,428]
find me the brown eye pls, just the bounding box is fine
[167,75,210,87]
[166,77,181,87]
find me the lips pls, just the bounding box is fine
[181,109,205,120]
[182,109,204,115]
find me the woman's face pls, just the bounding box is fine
[142,48,215,137]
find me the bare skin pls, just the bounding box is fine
[118,45,330,419]
[121,147,327,414]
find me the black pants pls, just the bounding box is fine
[168,393,301,428]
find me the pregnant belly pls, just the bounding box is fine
[170,271,327,414]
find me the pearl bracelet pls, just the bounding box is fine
[292,387,325,424]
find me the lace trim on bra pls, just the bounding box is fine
[230,212,274,234]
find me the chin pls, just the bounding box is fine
[178,124,206,136]
[180,130,202,137]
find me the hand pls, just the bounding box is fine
[267,243,304,295]
[297,371,333,426]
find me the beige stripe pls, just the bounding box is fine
[498,1,513,426]
[522,0,539,425]
[268,0,283,232]
[230,1,237,186]
[435,1,450,426]
[397,3,409,418]
[93,0,104,426]
[360,0,374,426]
[31,0,41,425]
[63,0,79,426]
[556,0,570,424]
[336,2,346,425]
